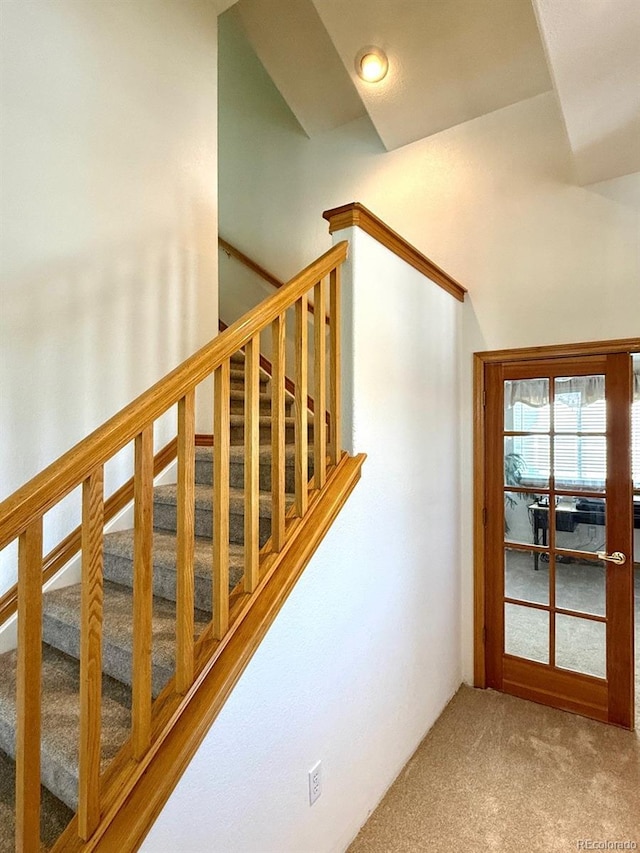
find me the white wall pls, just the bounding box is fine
[144,226,462,852]
[0,0,219,593]
[217,11,640,686]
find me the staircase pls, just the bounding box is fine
[0,241,365,852]
[0,350,311,850]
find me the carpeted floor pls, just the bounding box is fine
[348,685,640,853]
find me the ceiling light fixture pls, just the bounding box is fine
[355,46,389,83]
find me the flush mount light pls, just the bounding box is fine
[355,46,389,83]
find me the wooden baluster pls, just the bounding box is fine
[295,295,309,517]
[176,392,195,694]
[244,338,260,593]
[314,278,327,490]
[329,265,342,466]
[78,467,104,840]
[271,314,286,550]
[15,519,43,853]
[213,361,230,639]
[132,425,153,759]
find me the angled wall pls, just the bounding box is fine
[144,225,462,853]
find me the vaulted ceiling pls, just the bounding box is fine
[532,0,640,185]
[226,0,640,187]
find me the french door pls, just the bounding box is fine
[481,349,635,728]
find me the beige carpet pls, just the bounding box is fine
[349,685,640,853]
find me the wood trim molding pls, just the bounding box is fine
[322,202,466,303]
[218,237,329,324]
[473,354,487,688]
[52,451,366,853]
[0,438,178,627]
[476,337,640,364]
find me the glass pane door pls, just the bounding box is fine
[484,351,635,728]
[503,371,608,678]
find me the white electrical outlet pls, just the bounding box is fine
[308,760,322,805]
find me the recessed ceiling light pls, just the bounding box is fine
[355,46,389,83]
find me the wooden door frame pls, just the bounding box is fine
[473,337,640,689]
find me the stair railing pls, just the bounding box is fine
[0,241,347,850]
[219,236,330,324]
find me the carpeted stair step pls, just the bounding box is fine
[229,366,270,390]
[41,581,211,699]
[102,530,245,612]
[0,334,322,847]
[153,483,291,544]
[0,644,131,812]
[195,444,315,492]
[228,388,294,416]
[229,413,320,445]
[0,750,73,853]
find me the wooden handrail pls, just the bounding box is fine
[0,437,178,627]
[0,241,347,551]
[322,202,467,302]
[219,236,329,324]
[3,236,352,851]
[218,237,284,290]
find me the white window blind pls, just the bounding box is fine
[512,398,640,489]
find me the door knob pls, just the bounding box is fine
[596,551,626,565]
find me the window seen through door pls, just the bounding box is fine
[506,378,640,489]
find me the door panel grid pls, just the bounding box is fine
[483,352,634,728]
